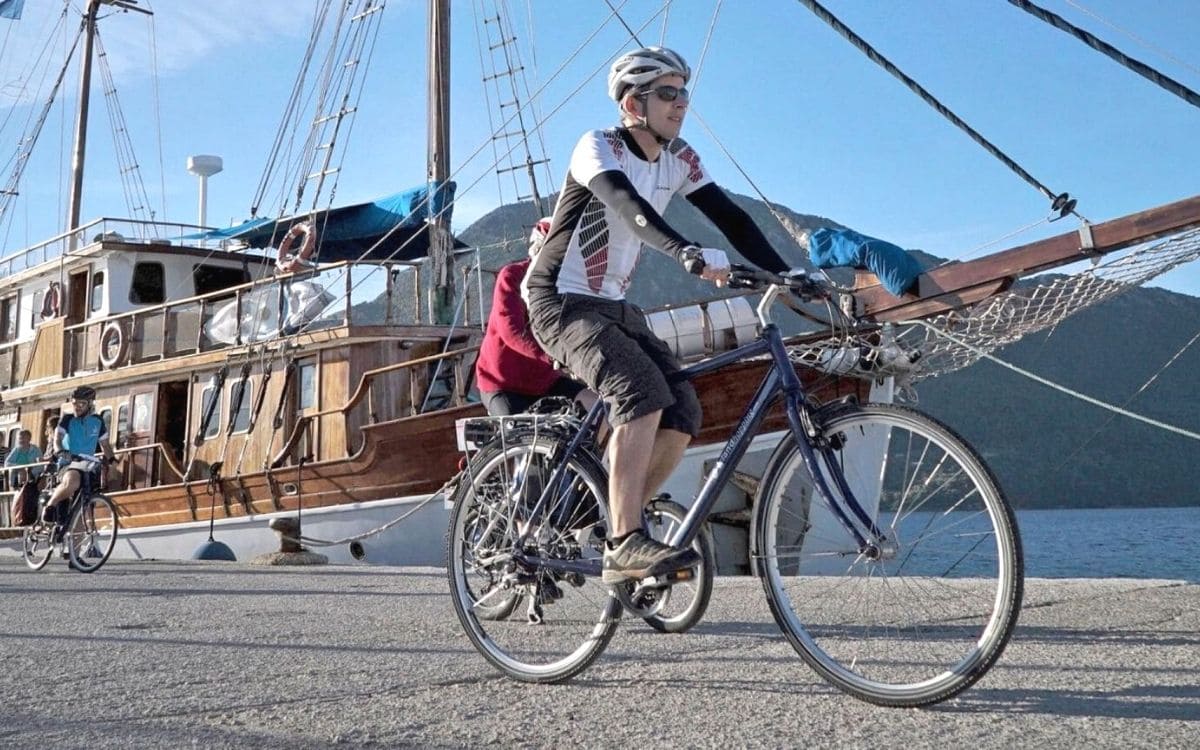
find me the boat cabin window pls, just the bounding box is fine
[31,290,42,328]
[99,408,112,439]
[0,293,16,342]
[116,404,129,448]
[298,359,317,411]
[193,264,249,297]
[90,272,105,314]
[200,384,223,440]
[230,378,253,434]
[130,262,166,305]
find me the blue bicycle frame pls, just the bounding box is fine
[509,296,887,579]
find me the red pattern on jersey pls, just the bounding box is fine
[584,247,609,292]
[603,130,625,159]
[675,145,703,183]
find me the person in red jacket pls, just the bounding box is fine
[475,219,585,416]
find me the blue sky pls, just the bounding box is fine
[1,0,1198,294]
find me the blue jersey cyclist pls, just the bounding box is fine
[523,46,791,584]
[44,386,117,522]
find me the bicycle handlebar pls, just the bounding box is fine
[681,248,831,303]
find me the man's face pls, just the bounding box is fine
[636,73,688,139]
[72,399,91,417]
[16,433,29,448]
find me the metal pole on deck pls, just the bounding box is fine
[427,0,453,324]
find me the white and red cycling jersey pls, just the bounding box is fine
[523,127,785,304]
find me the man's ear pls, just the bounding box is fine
[620,94,643,119]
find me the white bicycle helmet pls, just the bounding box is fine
[607,46,691,102]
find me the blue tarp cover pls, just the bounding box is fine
[809,228,922,297]
[185,182,462,260]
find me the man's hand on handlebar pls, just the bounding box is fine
[681,247,731,287]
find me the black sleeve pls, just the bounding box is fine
[686,183,789,273]
[587,170,694,261]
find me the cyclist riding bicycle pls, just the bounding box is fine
[522,46,797,584]
[44,386,117,523]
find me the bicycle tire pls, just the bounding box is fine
[22,525,53,571]
[66,495,119,574]
[445,475,522,622]
[753,402,1023,707]
[447,432,620,683]
[636,498,715,634]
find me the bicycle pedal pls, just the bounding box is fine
[652,567,694,584]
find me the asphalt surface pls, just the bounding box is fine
[0,559,1197,748]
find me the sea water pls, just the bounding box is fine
[1016,506,1200,581]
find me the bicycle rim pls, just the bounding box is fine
[23,526,53,570]
[447,434,620,682]
[636,499,715,634]
[67,496,119,573]
[755,403,1023,707]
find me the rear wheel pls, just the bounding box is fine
[633,498,715,634]
[754,403,1022,707]
[66,495,119,573]
[22,524,53,571]
[447,433,620,682]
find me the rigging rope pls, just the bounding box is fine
[913,319,1200,442]
[1007,0,1200,111]
[794,0,1080,219]
[1052,322,1200,472]
[689,0,723,95]
[1063,0,1200,79]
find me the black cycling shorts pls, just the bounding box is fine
[526,292,701,436]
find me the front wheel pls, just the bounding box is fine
[22,524,53,571]
[66,495,119,573]
[753,403,1023,707]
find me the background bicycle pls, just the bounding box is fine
[22,454,120,573]
[447,265,1023,707]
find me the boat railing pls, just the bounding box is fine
[271,345,480,469]
[43,259,456,379]
[0,217,215,278]
[108,442,187,492]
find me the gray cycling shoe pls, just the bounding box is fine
[601,530,700,584]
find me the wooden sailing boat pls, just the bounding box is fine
[0,1,1197,567]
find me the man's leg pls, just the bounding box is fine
[606,409,661,537]
[45,470,79,517]
[642,428,690,506]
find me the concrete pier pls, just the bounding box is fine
[0,559,1196,748]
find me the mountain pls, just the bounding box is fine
[460,193,1200,509]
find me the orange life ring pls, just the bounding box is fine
[275,221,317,274]
[98,320,128,369]
[40,281,62,320]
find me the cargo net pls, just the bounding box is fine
[789,226,1200,387]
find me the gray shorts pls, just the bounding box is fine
[527,293,701,436]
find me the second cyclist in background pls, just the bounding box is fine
[44,386,117,523]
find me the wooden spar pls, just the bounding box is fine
[857,193,1200,322]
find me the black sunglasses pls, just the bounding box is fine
[638,84,689,102]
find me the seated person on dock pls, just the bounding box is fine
[475,218,589,417]
[5,429,43,486]
[43,386,117,522]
